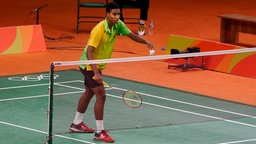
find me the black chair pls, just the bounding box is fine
[168,47,205,72]
[77,0,108,33]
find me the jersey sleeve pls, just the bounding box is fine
[118,20,131,36]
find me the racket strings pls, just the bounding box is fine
[123,91,142,108]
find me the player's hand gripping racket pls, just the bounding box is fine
[94,77,142,108]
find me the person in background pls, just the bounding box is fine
[113,0,150,36]
[69,2,154,143]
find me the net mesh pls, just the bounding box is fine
[48,48,256,139]
[51,70,216,134]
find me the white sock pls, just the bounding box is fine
[96,120,104,133]
[139,20,145,25]
[73,111,83,125]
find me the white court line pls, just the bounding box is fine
[58,82,256,129]
[1,91,255,144]
[0,80,81,90]
[55,82,256,128]
[75,80,256,119]
[0,83,48,90]
[219,139,256,144]
[1,80,256,143]
[0,91,83,102]
[137,91,256,119]
[0,121,96,144]
[107,92,256,128]
[1,80,255,119]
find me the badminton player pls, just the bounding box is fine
[70,2,154,143]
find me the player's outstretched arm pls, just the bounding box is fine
[127,32,154,50]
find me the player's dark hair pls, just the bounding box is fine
[106,2,120,13]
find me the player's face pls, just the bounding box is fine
[107,9,120,24]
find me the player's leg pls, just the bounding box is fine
[92,85,115,143]
[70,86,95,133]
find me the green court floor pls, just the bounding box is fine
[0,70,256,144]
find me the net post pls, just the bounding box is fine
[46,63,54,144]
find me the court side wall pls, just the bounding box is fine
[0,25,46,55]
[164,35,256,78]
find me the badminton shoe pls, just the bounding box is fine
[94,130,115,143]
[138,24,146,36]
[70,122,94,133]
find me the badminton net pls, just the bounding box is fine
[46,48,256,144]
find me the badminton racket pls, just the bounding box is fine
[93,77,142,108]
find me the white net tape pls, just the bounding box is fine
[53,48,256,66]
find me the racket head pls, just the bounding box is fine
[122,90,142,108]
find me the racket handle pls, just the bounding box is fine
[92,76,108,86]
[102,81,108,86]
